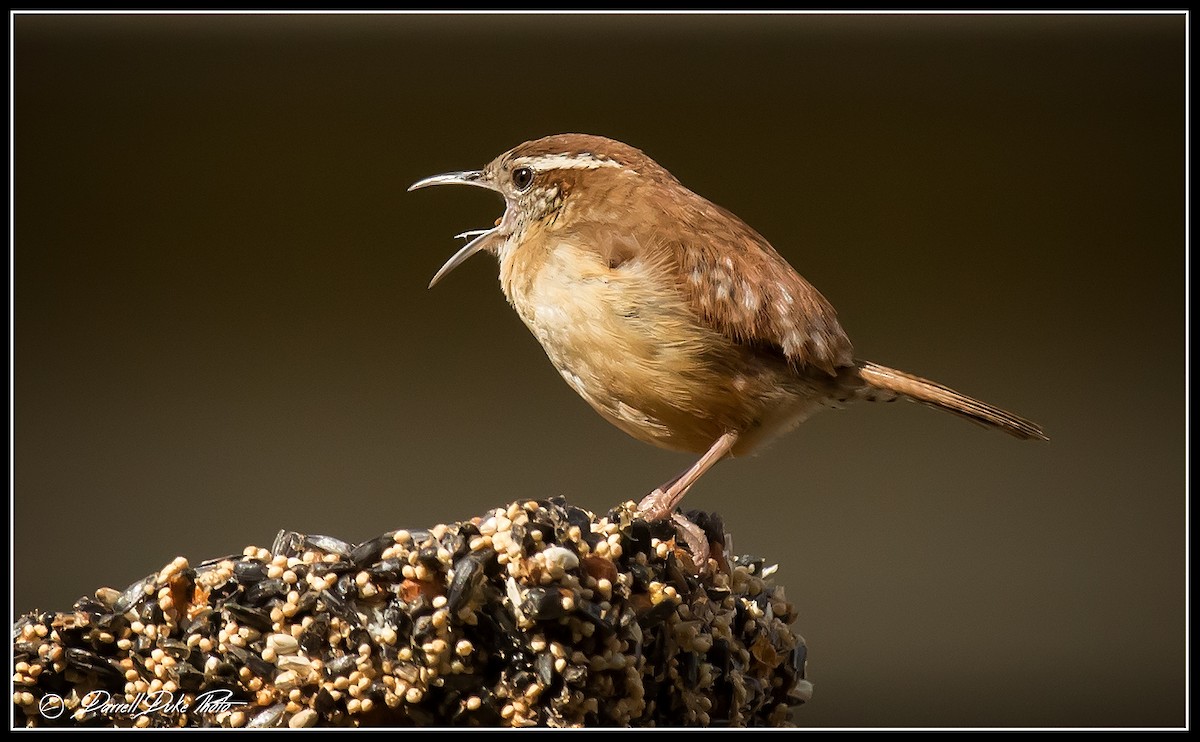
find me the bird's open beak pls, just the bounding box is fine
[408,170,492,193]
[408,170,503,288]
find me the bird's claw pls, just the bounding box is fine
[671,513,711,571]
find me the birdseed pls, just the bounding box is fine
[12,498,808,727]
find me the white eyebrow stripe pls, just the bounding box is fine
[519,154,625,171]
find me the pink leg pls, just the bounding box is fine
[637,431,740,520]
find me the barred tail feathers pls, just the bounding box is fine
[854,360,1047,441]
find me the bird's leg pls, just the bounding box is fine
[638,431,740,520]
[647,469,687,503]
[637,432,740,569]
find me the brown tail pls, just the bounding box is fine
[853,360,1047,441]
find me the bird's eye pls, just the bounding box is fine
[512,167,534,192]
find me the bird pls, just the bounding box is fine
[409,133,1046,565]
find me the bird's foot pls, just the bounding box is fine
[637,487,674,522]
[636,432,741,572]
[637,490,712,572]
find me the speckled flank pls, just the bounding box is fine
[499,232,831,456]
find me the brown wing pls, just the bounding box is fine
[669,198,854,376]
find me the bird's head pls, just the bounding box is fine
[409,133,667,287]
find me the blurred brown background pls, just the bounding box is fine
[13,12,1184,728]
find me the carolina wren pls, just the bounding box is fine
[410,134,1046,561]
